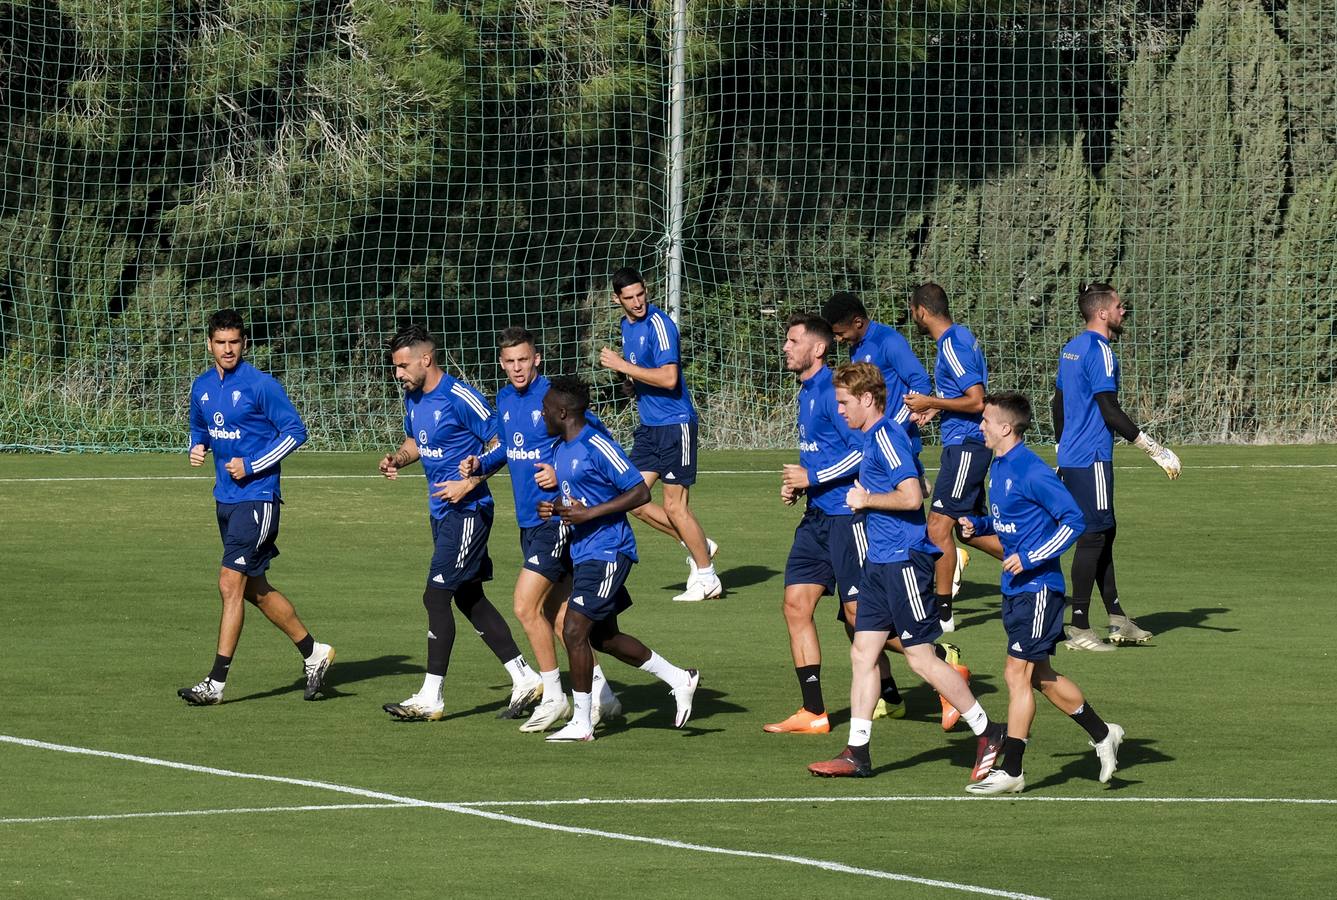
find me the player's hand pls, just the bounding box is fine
[845,479,870,511]
[537,500,555,520]
[556,498,590,525]
[1002,553,1024,575]
[379,453,399,480]
[956,516,976,539]
[189,444,207,467]
[224,457,247,480]
[781,463,811,491]
[902,392,933,414]
[432,477,477,503]
[780,483,802,505]
[533,463,557,489]
[598,347,624,373]
[459,455,481,477]
[1135,432,1181,480]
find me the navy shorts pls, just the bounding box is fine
[855,550,941,645]
[427,504,494,591]
[217,500,281,577]
[519,520,573,582]
[1059,461,1116,532]
[784,508,866,603]
[567,554,635,622]
[1002,586,1067,660]
[930,441,991,518]
[630,421,698,485]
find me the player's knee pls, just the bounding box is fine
[422,586,453,612]
[662,489,689,518]
[927,515,954,544]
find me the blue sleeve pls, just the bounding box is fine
[893,339,932,395]
[478,441,507,475]
[965,514,996,537]
[948,334,985,391]
[247,378,308,475]
[452,386,499,445]
[586,409,611,437]
[644,312,682,368]
[1021,467,1086,566]
[190,391,209,449]
[873,424,919,488]
[1084,341,1118,394]
[591,437,644,495]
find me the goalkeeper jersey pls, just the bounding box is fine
[1055,330,1120,467]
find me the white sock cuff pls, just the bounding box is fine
[962,702,988,735]
[847,717,873,747]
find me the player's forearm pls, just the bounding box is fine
[477,442,507,475]
[1023,521,1082,566]
[389,439,420,469]
[622,362,679,390]
[580,482,652,518]
[813,450,861,485]
[1094,392,1140,442]
[1051,391,1065,443]
[247,429,305,474]
[860,483,922,511]
[919,393,983,414]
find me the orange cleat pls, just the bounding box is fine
[808,747,873,778]
[763,707,831,734]
[939,643,970,731]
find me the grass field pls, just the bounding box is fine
[1,445,1334,898]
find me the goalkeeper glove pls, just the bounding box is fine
[1134,432,1181,480]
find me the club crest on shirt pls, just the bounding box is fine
[1005,478,1013,493]
[231,390,241,406]
[433,409,442,423]
[531,409,542,427]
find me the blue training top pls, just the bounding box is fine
[190,360,307,503]
[850,320,932,453]
[552,423,645,564]
[1055,330,1120,467]
[934,323,988,447]
[404,373,498,519]
[796,365,863,516]
[620,303,696,426]
[857,414,939,564]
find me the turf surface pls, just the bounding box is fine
[1,446,1333,898]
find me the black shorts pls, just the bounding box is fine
[783,507,866,603]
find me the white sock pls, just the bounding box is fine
[572,691,593,732]
[962,702,989,736]
[504,655,533,686]
[696,564,716,579]
[420,673,444,701]
[639,651,688,690]
[848,717,873,747]
[540,668,562,698]
[208,678,226,692]
[592,665,616,703]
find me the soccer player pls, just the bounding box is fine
[377,325,541,722]
[538,376,701,743]
[902,283,997,631]
[958,392,1125,794]
[180,308,334,705]
[598,268,721,602]
[820,291,932,458]
[766,313,905,735]
[1054,283,1181,650]
[807,363,1005,780]
[460,326,622,733]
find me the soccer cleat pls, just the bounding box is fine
[807,747,873,778]
[498,673,544,719]
[939,643,970,731]
[302,642,335,701]
[592,691,623,728]
[684,537,720,573]
[971,723,1007,781]
[177,679,223,706]
[672,571,723,602]
[545,720,594,743]
[1107,615,1153,644]
[952,547,971,598]
[1092,722,1125,783]
[519,694,571,733]
[872,697,906,720]
[382,694,444,721]
[966,768,1025,795]
[672,669,700,728]
[1064,626,1116,652]
[763,707,830,734]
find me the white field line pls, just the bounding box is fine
[0,734,1041,900]
[1,463,1334,483]
[454,794,1337,807]
[0,803,405,825]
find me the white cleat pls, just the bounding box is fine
[952,547,970,599]
[672,571,723,602]
[545,720,594,743]
[672,669,701,728]
[1092,722,1125,783]
[383,693,445,721]
[1107,615,1153,644]
[302,642,335,700]
[499,673,544,719]
[966,768,1026,795]
[592,692,623,728]
[1064,626,1116,652]
[519,695,571,733]
[177,678,223,706]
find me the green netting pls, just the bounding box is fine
[2,0,1334,451]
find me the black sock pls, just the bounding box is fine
[455,583,521,663]
[294,633,315,659]
[1069,599,1092,631]
[1102,595,1126,618]
[847,743,871,766]
[208,654,232,683]
[796,665,824,715]
[880,675,901,705]
[423,586,457,677]
[1069,703,1110,743]
[937,594,953,622]
[1001,736,1027,776]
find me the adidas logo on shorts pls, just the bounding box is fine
[527,555,540,565]
[1011,642,1023,652]
[234,556,246,565]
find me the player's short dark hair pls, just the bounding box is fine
[546,375,590,414]
[498,326,537,351]
[389,324,436,354]
[910,282,950,318]
[1078,282,1119,322]
[821,291,867,327]
[207,309,246,338]
[611,267,645,295]
[833,361,886,411]
[984,391,1033,435]
[785,311,834,355]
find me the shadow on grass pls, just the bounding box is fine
[659,563,779,593]
[1131,607,1236,636]
[1025,737,1173,792]
[230,653,420,703]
